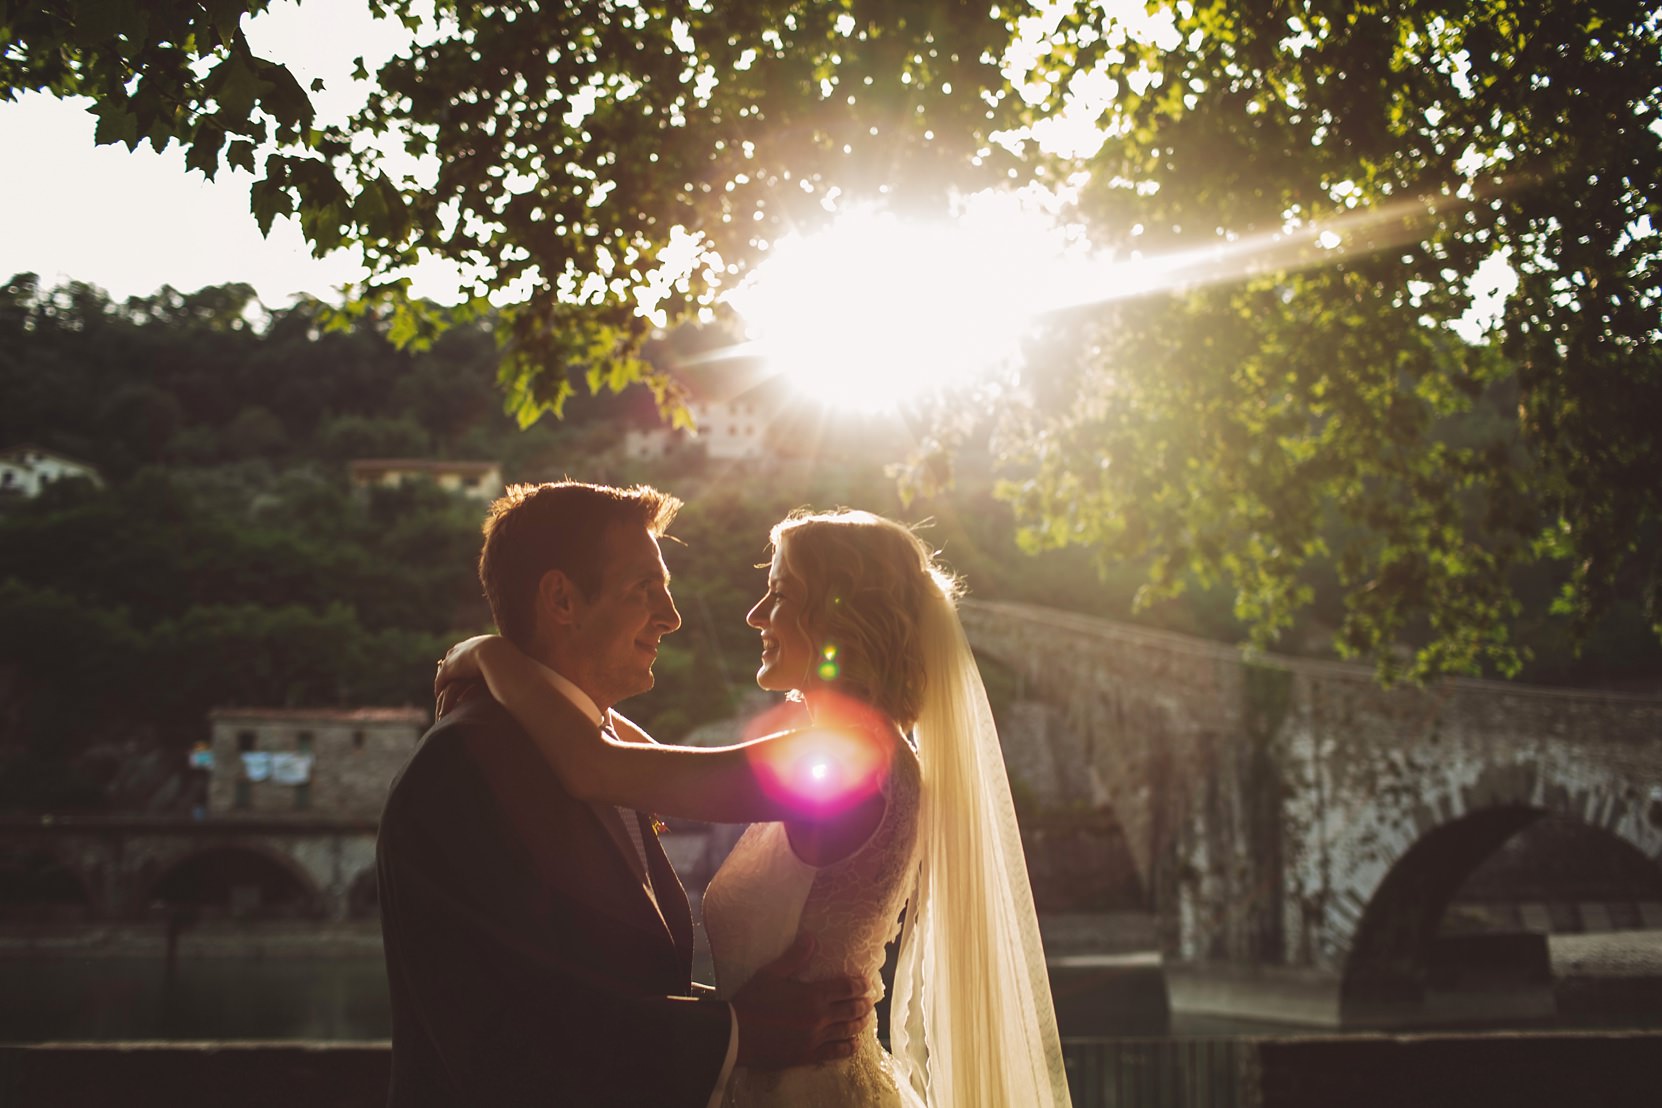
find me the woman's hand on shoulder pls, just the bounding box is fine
[434,634,507,716]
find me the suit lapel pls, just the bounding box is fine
[638,811,695,965]
[589,801,674,941]
[591,800,648,884]
[455,695,689,988]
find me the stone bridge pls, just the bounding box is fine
[0,816,378,923]
[961,600,1662,1027]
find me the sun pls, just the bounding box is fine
[726,198,1107,413]
[722,187,1473,416]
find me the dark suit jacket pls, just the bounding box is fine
[377,694,731,1106]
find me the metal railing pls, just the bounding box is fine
[1063,1038,1255,1108]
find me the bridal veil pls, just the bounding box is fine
[889,585,1071,1106]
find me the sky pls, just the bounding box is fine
[0,0,447,309]
[2,0,1516,342]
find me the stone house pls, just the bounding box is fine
[206,707,428,818]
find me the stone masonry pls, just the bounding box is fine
[206,707,427,818]
[960,599,1662,1024]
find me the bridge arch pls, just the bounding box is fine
[0,844,96,921]
[143,844,324,920]
[1334,762,1662,1018]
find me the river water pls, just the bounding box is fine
[1,956,394,1042]
[2,955,1191,1043]
[5,935,1658,1043]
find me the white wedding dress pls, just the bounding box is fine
[702,735,926,1107]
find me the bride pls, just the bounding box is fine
[440,509,1070,1106]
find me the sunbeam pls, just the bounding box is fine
[717,185,1479,416]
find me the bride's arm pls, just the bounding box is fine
[449,636,890,826]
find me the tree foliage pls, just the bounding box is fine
[981,0,1662,678]
[5,0,1660,677]
[1,1,319,187]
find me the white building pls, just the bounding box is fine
[624,394,769,462]
[0,445,103,500]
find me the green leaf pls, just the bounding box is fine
[249,176,293,236]
[225,137,256,174]
[90,99,139,149]
[185,122,227,179]
[73,0,131,43]
[211,52,267,121]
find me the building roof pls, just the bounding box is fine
[209,706,431,725]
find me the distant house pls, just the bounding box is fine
[206,706,429,818]
[0,444,103,501]
[622,358,781,463]
[624,394,770,462]
[347,458,503,502]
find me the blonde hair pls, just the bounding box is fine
[770,509,961,728]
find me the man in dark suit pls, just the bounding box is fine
[377,481,869,1106]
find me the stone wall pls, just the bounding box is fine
[208,708,426,818]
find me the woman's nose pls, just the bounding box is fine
[745,597,766,628]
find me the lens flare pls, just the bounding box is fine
[746,691,893,818]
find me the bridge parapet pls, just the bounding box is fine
[961,600,1662,1025]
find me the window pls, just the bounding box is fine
[296,731,314,755]
[352,730,366,751]
[234,779,251,810]
[295,782,311,811]
[237,731,256,753]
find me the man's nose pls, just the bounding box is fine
[656,592,682,633]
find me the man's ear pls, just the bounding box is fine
[537,568,583,628]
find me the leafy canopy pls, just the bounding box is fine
[987,0,1662,678]
[5,0,1660,678]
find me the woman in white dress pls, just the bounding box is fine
[441,509,1070,1106]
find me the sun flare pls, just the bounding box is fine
[726,198,1107,413]
[722,186,1461,415]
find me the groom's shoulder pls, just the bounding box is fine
[390,696,518,791]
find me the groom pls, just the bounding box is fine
[377,480,871,1106]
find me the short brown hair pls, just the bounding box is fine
[478,481,681,650]
[770,509,961,728]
